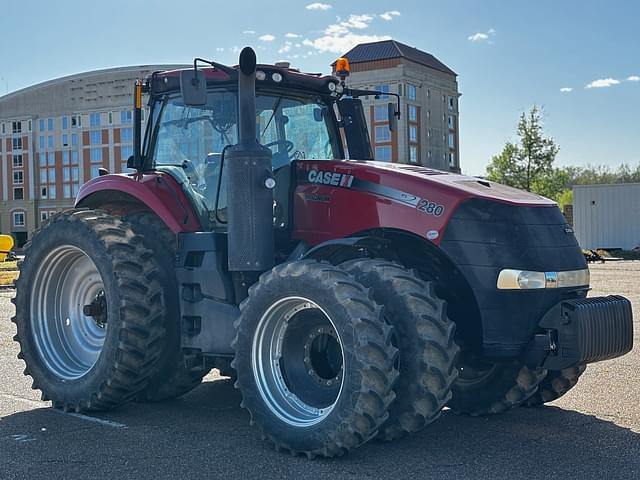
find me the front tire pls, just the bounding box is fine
[524,365,586,407]
[448,353,546,416]
[341,259,458,440]
[232,260,398,458]
[12,209,165,411]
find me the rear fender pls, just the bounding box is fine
[75,173,202,233]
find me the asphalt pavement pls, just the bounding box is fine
[1,262,638,479]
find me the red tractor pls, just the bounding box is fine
[12,48,633,457]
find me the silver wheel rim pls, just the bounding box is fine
[251,296,345,428]
[30,245,107,380]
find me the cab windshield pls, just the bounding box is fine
[151,90,341,170]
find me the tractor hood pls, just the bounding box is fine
[296,159,555,212]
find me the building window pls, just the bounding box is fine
[448,96,455,111]
[121,127,133,143]
[409,125,417,143]
[90,148,102,162]
[409,146,418,163]
[448,133,455,148]
[121,110,132,124]
[64,184,72,199]
[28,120,32,132]
[71,133,78,146]
[12,137,22,150]
[12,121,22,134]
[39,135,45,149]
[14,188,24,200]
[374,105,388,122]
[90,130,101,145]
[48,169,56,183]
[13,154,23,168]
[448,115,455,129]
[71,151,79,164]
[62,116,68,130]
[48,152,55,166]
[375,84,390,99]
[41,211,49,222]
[48,118,54,131]
[375,126,390,143]
[1,123,4,134]
[108,112,113,124]
[71,115,78,128]
[48,135,54,148]
[448,152,456,167]
[62,134,68,146]
[90,112,101,127]
[91,165,101,178]
[407,84,417,101]
[39,153,46,167]
[13,170,23,185]
[63,151,69,165]
[121,145,133,164]
[39,119,45,131]
[13,212,25,227]
[408,105,417,122]
[374,145,392,162]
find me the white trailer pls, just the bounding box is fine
[573,183,640,250]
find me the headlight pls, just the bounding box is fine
[256,70,266,81]
[271,72,283,83]
[497,268,589,290]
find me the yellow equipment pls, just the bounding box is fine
[0,235,14,262]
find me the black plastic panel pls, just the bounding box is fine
[441,198,588,357]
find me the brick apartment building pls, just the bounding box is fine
[334,40,460,172]
[0,65,182,246]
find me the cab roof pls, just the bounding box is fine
[147,64,341,98]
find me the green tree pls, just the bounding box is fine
[486,106,560,192]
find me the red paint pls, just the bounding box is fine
[75,173,202,233]
[293,160,556,246]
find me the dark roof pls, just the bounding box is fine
[333,39,456,76]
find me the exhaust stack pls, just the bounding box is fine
[226,47,274,272]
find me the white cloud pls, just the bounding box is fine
[380,10,400,21]
[243,30,256,34]
[285,33,301,38]
[278,42,293,54]
[259,34,276,42]
[306,2,332,10]
[468,29,495,42]
[303,32,392,54]
[627,75,640,82]
[559,87,572,93]
[341,14,373,29]
[585,78,620,89]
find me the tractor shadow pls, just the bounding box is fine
[1,377,639,479]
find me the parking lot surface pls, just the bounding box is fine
[1,262,638,479]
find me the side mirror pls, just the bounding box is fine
[337,98,373,160]
[127,154,142,170]
[181,69,207,106]
[388,102,398,132]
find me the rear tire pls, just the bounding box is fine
[232,260,398,458]
[123,211,211,402]
[12,209,165,411]
[524,365,586,407]
[341,259,458,440]
[448,354,546,416]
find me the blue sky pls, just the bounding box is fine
[1,0,638,175]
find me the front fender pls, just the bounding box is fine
[75,173,202,233]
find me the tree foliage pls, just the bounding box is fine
[486,106,640,206]
[486,106,559,192]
